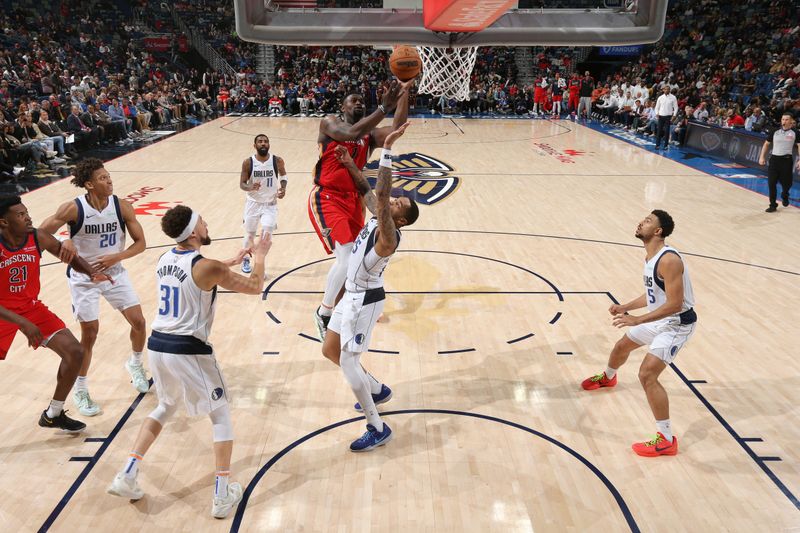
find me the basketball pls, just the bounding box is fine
[389,45,422,81]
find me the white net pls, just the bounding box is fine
[415,46,478,102]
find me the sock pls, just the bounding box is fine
[129,351,143,365]
[46,399,64,418]
[605,367,617,379]
[123,452,143,479]
[74,376,88,392]
[318,303,333,318]
[363,368,382,395]
[215,470,230,499]
[656,419,673,443]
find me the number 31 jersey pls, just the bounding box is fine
[151,248,217,343]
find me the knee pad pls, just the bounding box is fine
[209,404,234,442]
[148,403,177,425]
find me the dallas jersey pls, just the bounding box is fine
[345,217,400,292]
[68,195,126,279]
[247,154,280,204]
[150,249,216,344]
[643,245,695,317]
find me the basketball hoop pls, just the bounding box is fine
[415,46,478,102]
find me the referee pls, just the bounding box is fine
[653,85,678,150]
[759,112,799,212]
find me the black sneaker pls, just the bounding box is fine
[765,205,778,213]
[314,307,331,341]
[782,196,790,207]
[39,409,86,433]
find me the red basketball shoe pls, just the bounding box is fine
[581,372,617,390]
[631,432,678,457]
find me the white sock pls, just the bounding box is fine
[215,470,230,499]
[341,351,383,432]
[656,419,673,442]
[123,452,142,479]
[605,367,617,379]
[46,399,64,418]
[74,376,88,392]
[363,368,382,395]
[129,352,143,365]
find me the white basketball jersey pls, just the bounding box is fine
[247,154,279,204]
[69,195,127,278]
[151,249,216,343]
[345,218,400,292]
[643,245,695,314]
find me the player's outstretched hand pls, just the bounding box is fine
[253,232,272,259]
[58,239,77,264]
[381,81,405,111]
[334,145,354,166]
[384,122,411,149]
[19,318,43,348]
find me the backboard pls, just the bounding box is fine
[234,0,669,47]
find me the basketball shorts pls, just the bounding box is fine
[626,318,697,364]
[0,300,66,359]
[328,288,385,353]
[243,199,278,234]
[69,267,140,322]
[149,349,229,416]
[308,185,364,255]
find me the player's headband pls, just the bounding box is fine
[175,211,199,243]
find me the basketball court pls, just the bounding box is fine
[1,114,798,532]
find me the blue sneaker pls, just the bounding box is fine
[354,384,393,412]
[350,423,392,452]
[241,256,252,274]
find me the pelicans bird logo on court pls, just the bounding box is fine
[363,152,460,206]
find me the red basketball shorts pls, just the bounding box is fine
[0,300,66,359]
[308,185,365,255]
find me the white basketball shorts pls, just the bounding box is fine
[328,288,385,353]
[69,267,140,322]
[626,318,697,364]
[243,199,277,234]
[148,349,229,416]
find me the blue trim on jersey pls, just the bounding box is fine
[652,249,679,291]
[171,248,196,255]
[69,198,84,238]
[147,330,213,355]
[112,195,126,234]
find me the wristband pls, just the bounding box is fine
[379,148,393,168]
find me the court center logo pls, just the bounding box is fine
[363,152,460,206]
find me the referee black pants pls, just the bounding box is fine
[767,155,794,206]
[655,115,671,148]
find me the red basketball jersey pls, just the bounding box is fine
[314,134,371,193]
[0,232,42,311]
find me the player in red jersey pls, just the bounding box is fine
[568,74,581,116]
[309,79,413,339]
[0,196,110,432]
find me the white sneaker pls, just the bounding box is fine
[125,360,151,393]
[107,472,144,500]
[241,256,252,274]
[211,481,242,519]
[73,388,101,416]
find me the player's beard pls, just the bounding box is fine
[201,235,211,245]
[352,108,365,121]
[257,147,269,156]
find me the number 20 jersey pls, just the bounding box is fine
[68,195,127,279]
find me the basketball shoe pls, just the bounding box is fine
[350,423,393,452]
[73,389,101,416]
[125,360,151,393]
[314,307,330,340]
[241,256,252,274]
[212,481,243,519]
[107,472,145,500]
[38,409,86,432]
[631,432,678,457]
[581,372,617,390]
[354,384,393,412]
